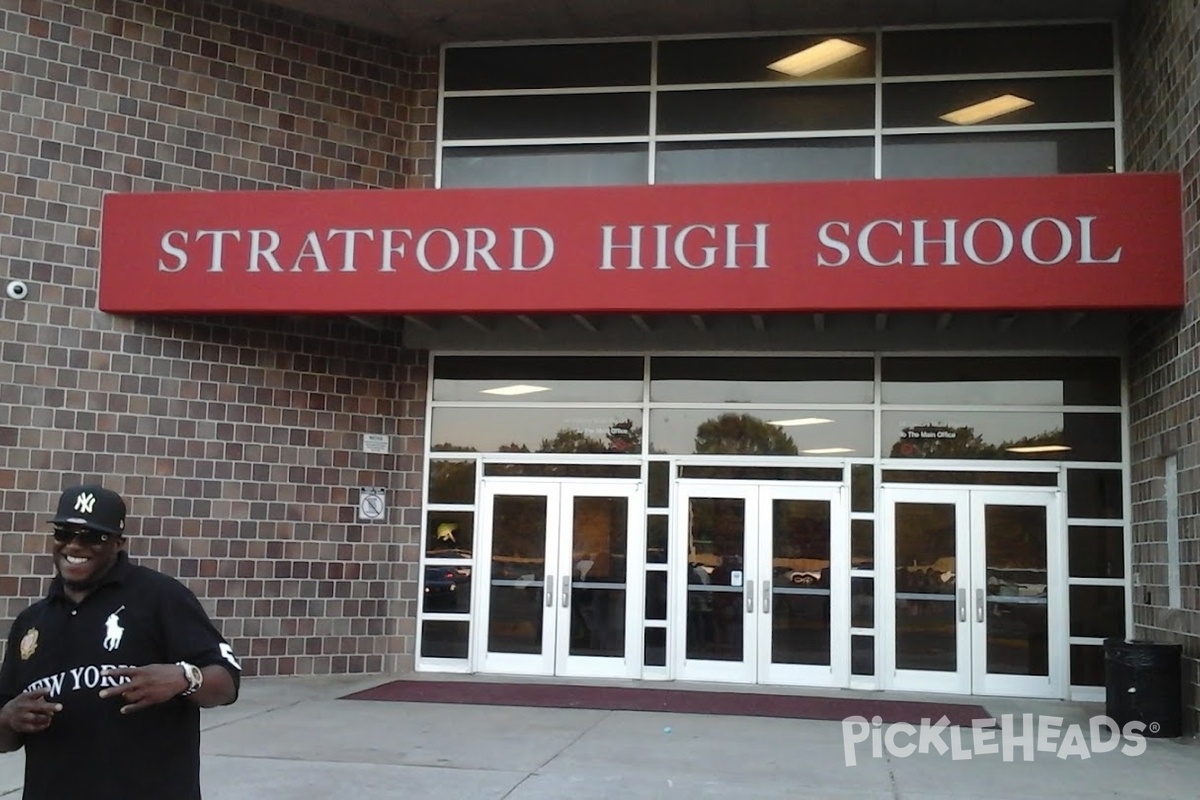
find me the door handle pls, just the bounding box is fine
[562,575,571,608]
[975,588,985,623]
[746,579,754,613]
[762,580,771,614]
[957,588,966,622]
[545,575,554,608]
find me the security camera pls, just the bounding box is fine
[5,280,28,300]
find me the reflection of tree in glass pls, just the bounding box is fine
[538,419,643,454]
[429,458,477,505]
[539,429,608,453]
[495,497,547,560]
[890,424,1067,459]
[694,413,798,455]
[607,419,641,453]
[687,497,743,566]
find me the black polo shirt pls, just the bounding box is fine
[0,552,241,800]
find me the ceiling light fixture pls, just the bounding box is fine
[768,417,834,427]
[1005,444,1072,454]
[802,447,855,454]
[480,384,552,396]
[767,38,867,78]
[940,94,1034,125]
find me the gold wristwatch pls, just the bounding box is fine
[177,661,203,697]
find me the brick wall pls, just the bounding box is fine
[1122,0,1200,734]
[0,0,438,675]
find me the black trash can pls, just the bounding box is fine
[1104,638,1182,738]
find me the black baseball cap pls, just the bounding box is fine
[49,484,127,536]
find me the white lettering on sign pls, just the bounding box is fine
[155,216,1122,277]
[157,226,555,274]
[598,224,770,270]
[816,216,1122,267]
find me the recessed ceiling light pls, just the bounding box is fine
[480,384,552,396]
[767,38,867,78]
[768,417,834,427]
[802,447,855,454]
[940,94,1034,125]
[1005,444,1072,453]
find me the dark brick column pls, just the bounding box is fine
[1122,0,1200,735]
[0,0,438,676]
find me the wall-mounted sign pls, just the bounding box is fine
[358,487,386,522]
[99,173,1184,314]
[900,426,958,441]
[362,433,389,454]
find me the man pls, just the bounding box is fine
[0,484,241,799]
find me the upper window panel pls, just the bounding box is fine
[881,130,1116,178]
[657,138,874,184]
[651,356,874,403]
[443,94,651,140]
[650,408,873,456]
[882,24,1113,76]
[444,42,652,90]
[881,357,1121,406]
[658,85,874,134]
[442,144,649,188]
[882,76,1113,129]
[658,34,875,84]
[434,355,645,403]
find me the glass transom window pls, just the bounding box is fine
[439,23,1117,187]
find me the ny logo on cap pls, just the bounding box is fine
[74,493,96,515]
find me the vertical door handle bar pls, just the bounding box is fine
[762,580,771,614]
[562,575,571,608]
[545,576,554,608]
[975,588,985,623]
[746,579,754,613]
[957,588,966,622]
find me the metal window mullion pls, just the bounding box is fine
[442,84,654,98]
[435,44,449,189]
[880,68,1116,85]
[654,129,875,142]
[1110,19,1125,171]
[648,39,659,184]
[441,136,651,148]
[882,121,1118,136]
[656,77,878,92]
[874,29,883,179]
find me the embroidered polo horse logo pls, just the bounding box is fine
[103,606,125,651]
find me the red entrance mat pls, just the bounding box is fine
[343,680,992,726]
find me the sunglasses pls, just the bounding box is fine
[52,526,112,546]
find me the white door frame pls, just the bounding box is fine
[673,480,848,687]
[879,485,1066,698]
[474,478,645,679]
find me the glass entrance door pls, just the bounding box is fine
[674,482,848,686]
[880,487,1064,697]
[475,480,645,679]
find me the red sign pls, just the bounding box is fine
[99,173,1184,314]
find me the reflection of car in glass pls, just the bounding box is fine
[424,566,463,608]
[782,568,822,586]
[988,568,1047,597]
[427,547,473,560]
[774,566,830,587]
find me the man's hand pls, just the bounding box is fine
[99,664,188,714]
[0,689,62,734]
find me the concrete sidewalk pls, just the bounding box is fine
[0,675,1197,798]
